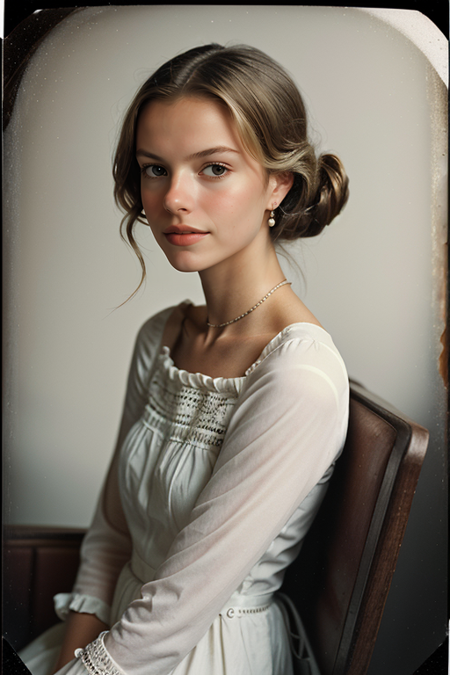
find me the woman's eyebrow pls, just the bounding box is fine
[135,146,239,161]
[187,146,239,160]
[135,150,164,160]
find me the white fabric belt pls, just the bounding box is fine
[219,594,275,619]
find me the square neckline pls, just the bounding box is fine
[159,302,333,386]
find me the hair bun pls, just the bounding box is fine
[275,152,348,241]
[300,153,349,237]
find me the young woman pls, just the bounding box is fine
[22,43,350,675]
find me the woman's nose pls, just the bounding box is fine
[163,172,194,214]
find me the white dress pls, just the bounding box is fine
[21,305,349,675]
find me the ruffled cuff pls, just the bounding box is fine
[54,592,111,626]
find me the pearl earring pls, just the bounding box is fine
[268,208,276,227]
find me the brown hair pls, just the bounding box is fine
[113,44,349,290]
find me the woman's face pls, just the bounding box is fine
[135,96,283,274]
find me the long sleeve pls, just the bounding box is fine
[54,308,173,625]
[77,333,349,675]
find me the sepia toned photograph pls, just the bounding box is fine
[3,6,447,675]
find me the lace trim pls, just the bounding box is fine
[74,632,123,675]
[144,360,237,447]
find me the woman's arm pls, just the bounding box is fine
[76,334,349,675]
[52,310,172,671]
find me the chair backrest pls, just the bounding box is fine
[281,382,429,675]
[3,526,85,650]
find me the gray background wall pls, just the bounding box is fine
[3,7,447,675]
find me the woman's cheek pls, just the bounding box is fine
[202,185,242,215]
[141,191,161,217]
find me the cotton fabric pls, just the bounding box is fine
[22,306,349,675]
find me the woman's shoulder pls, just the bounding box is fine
[248,321,344,366]
[130,303,184,368]
[245,322,349,402]
[136,306,174,343]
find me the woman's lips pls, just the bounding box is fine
[163,230,209,246]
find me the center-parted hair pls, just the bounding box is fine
[113,44,349,287]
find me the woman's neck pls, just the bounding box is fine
[199,241,285,332]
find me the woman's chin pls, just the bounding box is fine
[163,250,208,274]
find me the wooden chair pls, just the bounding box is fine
[3,382,429,674]
[3,526,85,651]
[281,381,429,675]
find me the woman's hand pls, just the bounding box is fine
[51,611,108,674]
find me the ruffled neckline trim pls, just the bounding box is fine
[158,322,332,394]
[159,346,244,394]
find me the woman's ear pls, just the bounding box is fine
[269,172,294,206]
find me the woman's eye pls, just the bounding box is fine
[142,165,167,178]
[202,164,228,178]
